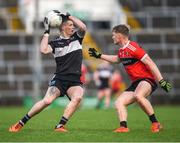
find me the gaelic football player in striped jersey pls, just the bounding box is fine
[9,11,86,132]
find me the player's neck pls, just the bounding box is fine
[59,32,70,39]
[121,39,129,46]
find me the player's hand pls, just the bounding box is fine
[43,16,50,34]
[159,79,172,92]
[53,10,61,14]
[60,12,71,19]
[88,48,102,58]
[52,10,70,17]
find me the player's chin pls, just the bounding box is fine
[70,30,74,35]
[114,41,118,45]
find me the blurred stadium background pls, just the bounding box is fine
[0,0,180,107]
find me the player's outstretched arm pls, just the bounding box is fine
[142,54,172,92]
[101,54,120,63]
[88,48,120,63]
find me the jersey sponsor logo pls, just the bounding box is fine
[121,58,138,66]
[57,42,64,45]
[55,48,63,52]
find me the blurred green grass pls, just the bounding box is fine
[0,105,180,142]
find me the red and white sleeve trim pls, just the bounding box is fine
[140,54,148,61]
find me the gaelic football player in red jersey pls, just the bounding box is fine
[88,24,172,133]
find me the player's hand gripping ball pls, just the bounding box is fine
[45,10,62,27]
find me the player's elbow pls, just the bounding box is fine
[40,46,50,54]
[81,24,87,32]
[40,48,48,54]
[40,50,49,54]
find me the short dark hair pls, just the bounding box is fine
[112,24,130,37]
[59,17,70,31]
[62,16,69,23]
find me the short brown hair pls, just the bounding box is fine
[112,24,130,37]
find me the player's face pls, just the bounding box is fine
[112,32,124,45]
[62,20,75,36]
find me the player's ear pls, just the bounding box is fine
[59,22,66,31]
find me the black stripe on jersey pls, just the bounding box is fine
[121,58,138,66]
[49,32,83,54]
[54,49,82,81]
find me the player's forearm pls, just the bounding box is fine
[40,34,51,54]
[101,54,119,63]
[151,65,163,82]
[149,62,163,82]
[143,56,163,82]
[69,16,87,31]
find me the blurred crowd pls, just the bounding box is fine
[81,61,126,109]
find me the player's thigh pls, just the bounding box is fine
[43,86,60,101]
[115,91,136,106]
[67,86,84,99]
[134,81,152,99]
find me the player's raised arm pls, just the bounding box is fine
[59,12,86,37]
[40,35,53,54]
[40,16,53,54]
[88,48,120,63]
[142,54,172,92]
[68,15,87,32]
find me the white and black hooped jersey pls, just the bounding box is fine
[96,64,114,89]
[48,32,84,82]
[97,65,113,79]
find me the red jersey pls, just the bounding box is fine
[118,41,155,82]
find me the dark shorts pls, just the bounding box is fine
[49,76,83,100]
[125,78,157,94]
[98,78,110,90]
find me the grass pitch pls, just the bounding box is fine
[0,105,180,142]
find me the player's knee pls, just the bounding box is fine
[114,99,123,109]
[72,95,83,104]
[114,100,118,108]
[114,103,119,111]
[43,98,53,105]
[114,99,126,109]
[134,95,143,103]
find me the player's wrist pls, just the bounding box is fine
[97,53,102,58]
[159,79,164,84]
[44,29,50,34]
[43,33,50,37]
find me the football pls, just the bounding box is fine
[46,10,62,27]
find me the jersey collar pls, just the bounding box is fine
[122,40,130,49]
[59,35,70,39]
